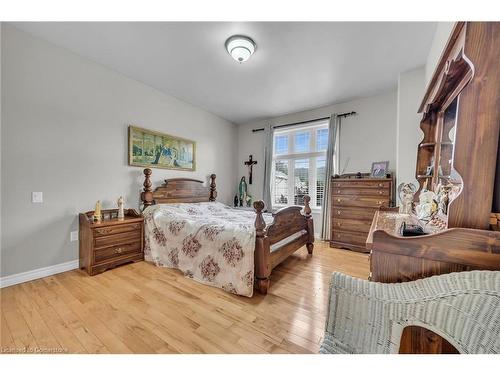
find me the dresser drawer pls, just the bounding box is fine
[94,230,141,248]
[332,180,391,189]
[331,230,368,247]
[93,222,142,237]
[332,195,389,208]
[332,187,390,196]
[331,218,372,233]
[94,241,142,263]
[332,206,378,220]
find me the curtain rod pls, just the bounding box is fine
[251,111,356,133]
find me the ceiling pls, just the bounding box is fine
[11,22,437,124]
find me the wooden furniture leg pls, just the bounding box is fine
[254,200,271,294]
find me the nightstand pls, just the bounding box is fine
[79,208,144,275]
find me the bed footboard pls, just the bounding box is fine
[253,196,314,294]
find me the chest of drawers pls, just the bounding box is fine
[330,176,393,253]
[79,209,144,275]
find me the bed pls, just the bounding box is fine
[140,168,314,296]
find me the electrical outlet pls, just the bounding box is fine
[32,192,43,203]
[70,230,79,242]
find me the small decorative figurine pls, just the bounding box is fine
[415,190,438,222]
[234,195,239,207]
[245,193,253,207]
[397,182,416,214]
[238,176,248,207]
[426,156,435,176]
[436,183,452,215]
[93,200,102,222]
[117,196,125,221]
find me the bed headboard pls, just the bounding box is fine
[141,168,217,208]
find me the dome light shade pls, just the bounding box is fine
[225,35,256,63]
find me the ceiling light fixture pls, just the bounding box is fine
[225,35,256,63]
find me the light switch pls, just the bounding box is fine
[32,192,43,203]
[70,231,79,242]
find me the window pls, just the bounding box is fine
[271,120,330,209]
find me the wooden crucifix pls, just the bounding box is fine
[244,154,258,184]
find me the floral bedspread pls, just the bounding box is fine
[143,202,273,297]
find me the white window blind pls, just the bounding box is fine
[271,119,329,209]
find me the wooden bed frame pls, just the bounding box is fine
[140,168,314,294]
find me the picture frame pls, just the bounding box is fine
[370,161,389,178]
[128,125,196,171]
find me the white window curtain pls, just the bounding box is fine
[321,114,340,240]
[262,124,274,210]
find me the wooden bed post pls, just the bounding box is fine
[304,195,314,255]
[141,168,154,209]
[209,174,217,202]
[254,200,271,294]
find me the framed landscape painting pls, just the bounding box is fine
[128,125,196,171]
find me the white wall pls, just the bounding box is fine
[236,90,398,235]
[0,23,2,271]
[396,66,426,197]
[1,25,237,277]
[425,22,455,84]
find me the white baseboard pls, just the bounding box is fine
[0,259,79,288]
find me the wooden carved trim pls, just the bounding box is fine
[419,22,466,112]
[372,227,500,269]
[141,168,154,209]
[209,174,217,202]
[253,200,267,237]
[303,195,312,218]
[421,51,474,119]
[140,169,217,207]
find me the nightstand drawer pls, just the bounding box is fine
[332,195,389,208]
[94,241,142,263]
[94,230,141,248]
[93,222,142,237]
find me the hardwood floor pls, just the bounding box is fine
[1,242,369,354]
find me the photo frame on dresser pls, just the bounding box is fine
[370,161,389,178]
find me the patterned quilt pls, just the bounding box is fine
[143,202,273,297]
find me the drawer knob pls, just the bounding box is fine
[337,210,341,215]
[96,228,112,234]
[378,201,383,205]
[337,190,341,194]
[378,183,383,187]
[115,247,123,254]
[379,191,383,195]
[337,222,342,227]
[337,198,341,203]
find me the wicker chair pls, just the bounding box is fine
[319,271,500,354]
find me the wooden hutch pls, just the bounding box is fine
[367,22,500,353]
